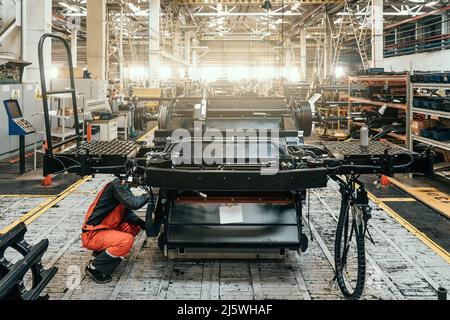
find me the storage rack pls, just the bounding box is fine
[347,74,410,144]
[315,83,365,137]
[407,75,450,178]
[48,93,86,150]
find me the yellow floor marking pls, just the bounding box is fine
[388,178,450,219]
[0,194,54,198]
[368,192,450,264]
[0,176,91,235]
[377,198,417,202]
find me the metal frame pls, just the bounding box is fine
[38,33,82,155]
[0,223,57,300]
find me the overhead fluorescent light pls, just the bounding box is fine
[58,2,80,12]
[291,1,301,11]
[425,1,438,6]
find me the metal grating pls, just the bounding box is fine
[62,141,139,156]
[321,140,413,157]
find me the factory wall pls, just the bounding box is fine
[1,0,22,60]
[380,49,450,72]
[0,84,44,160]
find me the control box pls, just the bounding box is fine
[3,99,35,136]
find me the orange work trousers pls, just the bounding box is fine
[82,222,140,258]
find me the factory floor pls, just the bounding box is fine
[0,128,449,300]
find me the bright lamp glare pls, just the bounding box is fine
[335,66,346,78]
[49,67,59,80]
[124,65,148,81]
[160,65,172,80]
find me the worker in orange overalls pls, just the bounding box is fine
[82,177,149,284]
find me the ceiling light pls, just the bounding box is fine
[425,1,438,7]
[59,2,79,12]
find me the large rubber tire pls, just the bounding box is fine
[158,103,170,130]
[293,101,313,137]
[334,197,366,300]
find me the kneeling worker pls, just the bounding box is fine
[82,177,149,283]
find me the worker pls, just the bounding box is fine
[81,177,149,284]
[82,66,92,79]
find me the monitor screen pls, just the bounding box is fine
[5,100,22,119]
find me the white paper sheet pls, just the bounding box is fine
[219,205,244,224]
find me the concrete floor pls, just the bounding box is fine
[1,175,448,300]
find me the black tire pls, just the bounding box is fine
[293,101,313,137]
[334,197,366,300]
[158,103,170,130]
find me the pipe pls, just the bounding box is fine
[21,0,27,81]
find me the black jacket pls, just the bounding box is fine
[86,178,150,226]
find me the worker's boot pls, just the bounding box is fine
[86,250,122,284]
[85,264,112,284]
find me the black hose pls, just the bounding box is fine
[393,153,414,169]
[334,185,367,300]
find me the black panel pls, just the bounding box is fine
[167,225,300,249]
[169,203,297,225]
[145,167,329,191]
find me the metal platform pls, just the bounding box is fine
[44,141,142,176]
[62,141,140,157]
[321,140,414,157]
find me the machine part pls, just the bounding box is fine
[0,223,57,300]
[43,140,141,177]
[292,100,313,137]
[0,59,31,85]
[437,287,447,300]
[134,107,147,132]
[158,102,171,130]
[133,102,170,132]
[167,248,286,260]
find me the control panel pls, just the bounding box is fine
[3,99,35,136]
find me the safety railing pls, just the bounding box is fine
[384,9,450,58]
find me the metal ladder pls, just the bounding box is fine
[38,33,82,157]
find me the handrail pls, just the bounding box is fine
[38,33,81,156]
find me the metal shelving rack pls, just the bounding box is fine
[407,79,450,151]
[347,74,410,143]
[407,77,450,180]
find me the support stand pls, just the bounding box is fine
[19,135,25,175]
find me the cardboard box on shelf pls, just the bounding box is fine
[411,119,437,135]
